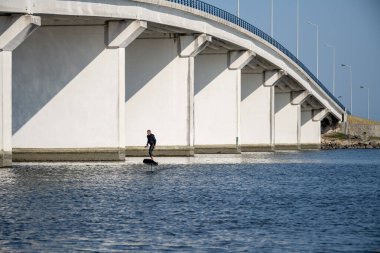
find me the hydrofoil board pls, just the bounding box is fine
[143,159,158,166]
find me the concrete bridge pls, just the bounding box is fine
[0,0,346,166]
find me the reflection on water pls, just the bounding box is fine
[0,149,379,252]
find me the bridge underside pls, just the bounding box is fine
[0,7,344,165]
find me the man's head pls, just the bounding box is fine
[147,130,151,135]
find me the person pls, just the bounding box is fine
[145,130,156,160]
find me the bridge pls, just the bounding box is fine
[0,0,346,166]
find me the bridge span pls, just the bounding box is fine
[0,0,346,166]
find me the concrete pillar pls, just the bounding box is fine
[240,70,284,152]
[0,51,12,167]
[194,53,242,153]
[124,34,209,156]
[291,91,311,150]
[229,51,255,153]
[0,15,40,167]
[241,73,271,151]
[274,91,300,150]
[181,34,211,155]
[300,109,322,149]
[192,50,254,154]
[108,20,146,159]
[12,20,144,162]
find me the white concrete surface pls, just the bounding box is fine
[241,73,272,146]
[0,0,345,120]
[229,51,255,70]
[1,15,40,166]
[107,20,147,48]
[301,110,321,145]
[313,109,330,121]
[180,34,211,57]
[12,26,120,148]
[275,92,299,147]
[0,51,12,154]
[0,15,40,51]
[194,53,239,146]
[125,38,189,147]
[0,0,349,160]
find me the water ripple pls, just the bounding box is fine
[0,150,379,252]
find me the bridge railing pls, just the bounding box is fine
[167,0,345,111]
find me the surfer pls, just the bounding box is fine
[145,130,156,160]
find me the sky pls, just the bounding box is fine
[200,0,380,121]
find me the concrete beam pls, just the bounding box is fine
[312,109,330,121]
[275,84,293,93]
[264,70,286,87]
[291,91,310,105]
[308,97,324,109]
[107,20,147,48]
[228,50,256,70]
[0,15,41,51]
[282,77,300,90]
[180,34,212,57]
[246,62,259,70]
[251,57,273,70]
[212,39,236,50]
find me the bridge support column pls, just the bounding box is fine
[291,91,311,150]
[108,20,146,159]
[300,108,329,149]
[299,109,321,149]
[124,34,209,156]
[12,20,143,161]
[194,50,253,154]
[0,15,40,167]
[0,51,12,167]
[274,91,300,150]
[241,74,274,151]
[241,70,284,151]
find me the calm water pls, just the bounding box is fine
[1,150,379,252]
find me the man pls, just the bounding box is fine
[145,130,156,160]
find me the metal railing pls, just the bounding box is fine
[167,0,345,110]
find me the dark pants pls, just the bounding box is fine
[149,144,155,158]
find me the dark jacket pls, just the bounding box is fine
[147,134,156,146]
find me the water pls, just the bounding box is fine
[1,149,379,252]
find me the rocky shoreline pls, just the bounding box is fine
[322,138,380,150]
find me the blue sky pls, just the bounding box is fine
[201,0,380,121]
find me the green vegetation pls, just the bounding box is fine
[348,115,380,125]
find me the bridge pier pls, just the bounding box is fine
[0,51,12,167]
[194,53,242,154]
[300,109,321,149]
[124,34,209,156]
[274,92,301,150]
[124,37,191,156]
[241,73,274,151]
[300,109,329,149]
[0,15,40,167]
[11,19,147,162]
[241,70,288,151]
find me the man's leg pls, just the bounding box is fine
[149,145,153,159]
[149,145,155,160]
